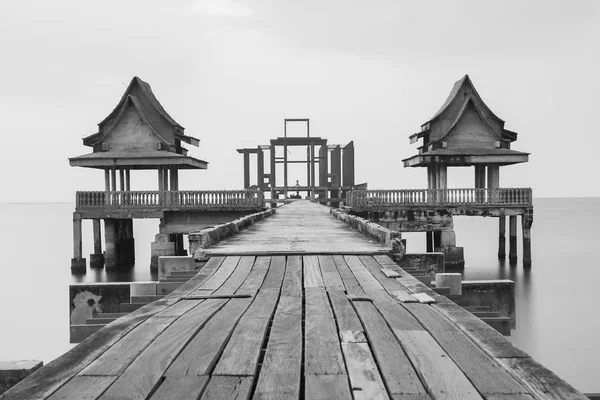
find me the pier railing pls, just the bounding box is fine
[346,188,532,209]
[76,190,265,211]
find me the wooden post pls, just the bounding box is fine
[243,150,250,189]
[522,215,533,267]
[509,215,517,263]
[498,216,506,260]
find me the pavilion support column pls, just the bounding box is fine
[110,166,117,192]
[509,215,518,263]
[243,150,250,189]
[330,145,341,207]
[498,216,506,260]
[71,213,86,272]
[119,169,125,191]
[426,231,433,252]
[104,169,110,191]
[158,167,164,191]
[474,164,486,203]
[90,219,104,268]
[125,169,131,191]
[522,213,533,268]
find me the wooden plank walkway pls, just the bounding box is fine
[206,200,390,255]
[4,254,586,399]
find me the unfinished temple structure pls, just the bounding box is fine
[346,75,533,267]
[237,119,360,207]
[69,77,264,272]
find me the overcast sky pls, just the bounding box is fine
[1,0,598,201]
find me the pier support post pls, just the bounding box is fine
[426,231,433,252]
[105,219,135,270]
[71,213,86,272]
[509,215,518,263]
[498,216,506,260]
[150,223,176,271]
[522,213,533,268]
[90,219,104,268]
[433,230,442,251]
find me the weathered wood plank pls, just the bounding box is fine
[47,376,116,400]
[358,255,416,302]
[373,254,399,268]
[412,293,435,304]
[2,297,180,400]
[344,255,384,291]
[192,256,240,292]
[213,289,280,376]
[237,256,271,295]
[382,268,401,278]
[169,256,225,297]
[165,297,252,377]
[253,296,302,399]
[333,255,365,296]
[317,255,345,291]
[97,299,226,400]
[392,330,483,400]
[261,256,285,289]
[433,302,529,359]
[149,376,209,400]
[79,316,176,376]
[368,289,424,331]
[328,290,367,343]
[341,342,389,400]
[305,375,353,400]
[305,288,345,375]
[281,255,302,297]
[212,255,254,295]
[304,255,325,288]
[353,301,428,397]
[404,303,528,396]
[200,376,253,400]
[498,358,589,400]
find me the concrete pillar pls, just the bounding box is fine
[522,215,533,267]
[243,150,250,189]
[104,219,117,270]
[150,231,176,271]
[440,230,456,247]
[306,146,311,188]
[270,143,276,195]
[331,145,341,207]
[438,163,447,190]
[318,145,328,199]
[90,219,104,268]
[474,165,486,188]
[435,273,462,295]
[71,213,86,272]
[433,230,442,251]
[163,168,169,191]
[498,216,506,260]
[104,169,110,191]
[257,147,264,189]
[283,139,288,200]
[509,215,517,263]
[158,167,164,191]
[426,231,433,252]
[105,219,135,270]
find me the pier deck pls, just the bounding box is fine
[4,203,584,399]
[207,200,390,256]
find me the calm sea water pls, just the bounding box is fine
[0,199,598,393]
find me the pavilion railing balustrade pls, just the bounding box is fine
[346,188,532,208]
[76,190,265,210]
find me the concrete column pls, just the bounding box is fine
[243,150,250,189]
[311,144,316,199]
[270,144,277,207]
[157,167,164,191]
[433,230,442,251]
[257,147,264,189]
[119,219,135,265]
[426,231,433,252]
[173,168,178,191]
[163,168,169,191]
[474,165,486,188]
[509,215,518,263]
[306,146,311,188]
[105,219,135,270]
[151,231,176,271]
[318,145,328,199]
[104,219,117,270]
[498,216,506,260]
[522,215,533,267]
[104,169,110,191]
[438,163,447,190]
[90,219,104,268]
[331,145,341,207]
[283,142,288,200]
[71,213,86,272]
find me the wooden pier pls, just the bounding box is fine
[3,201,584,399]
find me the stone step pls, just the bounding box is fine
[85,317,117,325]
[130,295,165,303]
[472,311,501,318]
[94,312,129,319]
[431,287,451,295]
[120,303,147,313]
[481,317,512,336]
[462,306,491,312]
